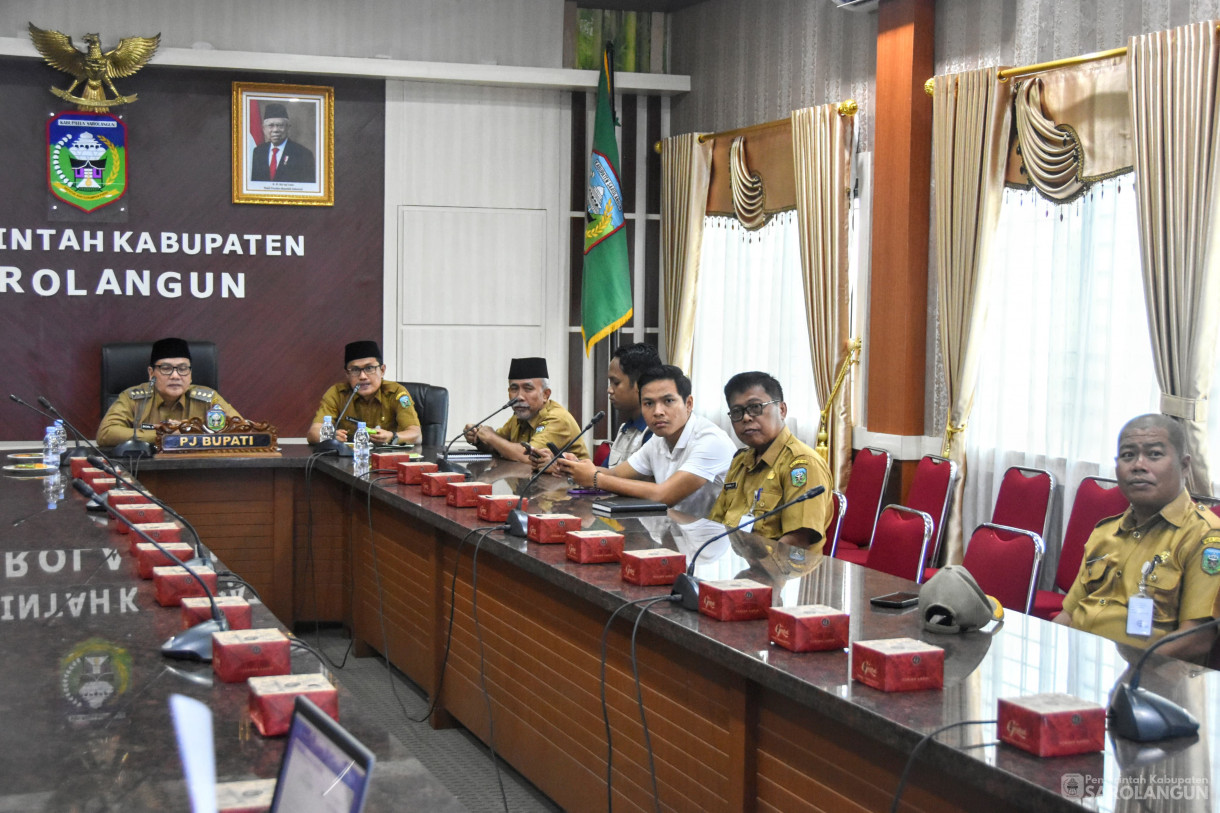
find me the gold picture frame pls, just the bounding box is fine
[232,82,333,205]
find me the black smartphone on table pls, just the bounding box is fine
[869,591,920,609]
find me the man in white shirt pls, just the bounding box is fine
[555,365,736,516]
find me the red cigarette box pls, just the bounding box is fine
[182,595,253,631]
[371,451,415,470]
[768,604,850,652]
[620,548,687,586]
[526,513,581,544]
[477,494,524,522]
[70,457,93,478]
[447,480,493,507]
[134,522,182,543]
[135,541,195,578]
[114,503,164,534]
[565,530,625,563]
[397,460,438,484]
[106,488,145,506]
[852,638,944,692]
[997,693,1106,757]
[216,778,276,813]
[90,477,118,494]
[248,673,339,736]
[698,579,772,621]
[212,629,291,683]
[152,565,219,606]
[420,471,466,497]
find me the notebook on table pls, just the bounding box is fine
[591,496,669,515]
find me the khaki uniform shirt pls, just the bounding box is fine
[708,427,833,551]
[1063,490,1220,648]
[313,381,420,437]
[494,399,589,460]
[97,384,240,446]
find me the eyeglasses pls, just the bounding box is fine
[346,363,382,377]
[154,363,191,376]
[727,399,779,422]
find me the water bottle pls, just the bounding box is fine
[42,426,57,467]
[320,415,336,441]
[353,421,371,469]
[53,420,67,456]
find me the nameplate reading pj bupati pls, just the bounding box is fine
[154,416,280,455]
[161,433,273,452]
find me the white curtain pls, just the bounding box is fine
[689,211,821,444]
[963,176,1159,572]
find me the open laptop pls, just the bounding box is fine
[270,695,376,813]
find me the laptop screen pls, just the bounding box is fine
[271,696,375,813]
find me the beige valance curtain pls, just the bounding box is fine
[792,104,855,487]
[1006,56,1133,200]
[1128,20,1220,493]
[660,133,712,372]
[933,68,1014,564]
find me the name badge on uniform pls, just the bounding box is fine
[1126,594,1154,637]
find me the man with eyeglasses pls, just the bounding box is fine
[555,365,735,515]
[306,341,421,446]
[462,357,588,465]
[708,372,833,551]
[97,337,241,446]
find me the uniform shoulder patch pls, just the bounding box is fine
[399,393,413,409]
[733,447,750,458]
[129,385,152,400]
[1202,545,1220,575]
[790,467,808,488]
[189,387,215,402]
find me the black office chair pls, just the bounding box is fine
[100,341,220,413]
[399,381,448,448]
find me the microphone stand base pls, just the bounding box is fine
[313,439,352,457]
[504,509,530,538]
[435,458,471,477]
[671,573,700,611]
[113,439,155,459]
[162,618,227,661]
[1109,684,1201,742]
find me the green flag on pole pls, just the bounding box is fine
[581,45,633,356]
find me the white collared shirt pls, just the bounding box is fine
[626,413,736,517]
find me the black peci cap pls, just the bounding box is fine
[508,357,548,379]
[345,340,382,365]
[150,338,191,365]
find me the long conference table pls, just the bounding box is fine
[0,452,467,812]
[31,445,1219,812]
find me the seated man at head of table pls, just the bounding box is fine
[1053,414,1220,662]
[97,337,241,447]
[305,340,421,446]
[462,356,588,465]
[708,371,833,551]
[555,365,736,516]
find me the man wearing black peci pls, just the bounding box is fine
[307,341,421,446]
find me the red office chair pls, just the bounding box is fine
[991,466,1056,538]
[823,490,847,556]
[832,447,891,565]
[863,506,934,583]
[1031,476,1127,620]
[961,523,1044,614]
[902,455,957,570]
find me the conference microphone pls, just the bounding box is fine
[312,386,360,458]
[505,410,604,538]
[436,397,524,474]
[671,485,826,611]
[87,454,213,569]
[1108,616,1220,742]
[73,478,230,661]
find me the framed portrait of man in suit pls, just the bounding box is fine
[232,82,333,205]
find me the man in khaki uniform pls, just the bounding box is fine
[1054,414,1220,661]
[306,341,421,446]
[463,357,588,466]
[97,337,241,446]
[708,372,833,551]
